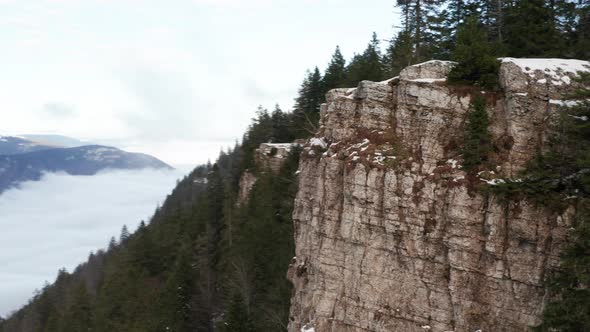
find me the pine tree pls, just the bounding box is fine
[119,225,130,245]
[482,0,506,44]
[396,0,445,62]
[293,68,323,136]
[270,105,295,143]
[346,33,385,85]
[107,236,117,251]
[461,95,492,172]
[573,1,590,60]
[62,283,93,332]
[322,46,347,94]
[159,243,197,332]
[383,30,415,77]
[504,0,562,57]
[220,293,255,332]
[128,222,162,275]
[205,164,225,329]
[448,15,500,90]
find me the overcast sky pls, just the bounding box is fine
[0,0,399,165]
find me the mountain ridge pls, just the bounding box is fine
[0,144,172,194]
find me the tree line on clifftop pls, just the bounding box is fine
[1,1,589,331]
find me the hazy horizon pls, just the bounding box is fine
[1,0,399,165]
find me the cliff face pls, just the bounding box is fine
[288,59,589,332]
[237,143,299,205]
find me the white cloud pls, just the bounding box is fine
[0,168,186,316]
[42,102,77,118]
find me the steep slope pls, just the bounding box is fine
[0,145,172,193]
[0,114,301,331]
[288,59,589,331]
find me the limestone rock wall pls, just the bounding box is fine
[237,142,299,205]
[288,59,589,332]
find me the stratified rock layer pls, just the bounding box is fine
[288,59,589,332]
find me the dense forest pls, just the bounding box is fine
[1,0,589,331]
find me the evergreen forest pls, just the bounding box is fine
[1,0,589,331]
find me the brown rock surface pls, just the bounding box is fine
[288,59,589,332]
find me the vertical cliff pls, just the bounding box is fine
[288,59,589,332]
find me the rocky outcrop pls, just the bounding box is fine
[288,59,589,332]
[237,143,300,205]
[256,143,300,173]
[237,171,257,205]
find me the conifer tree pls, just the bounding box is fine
[128,222,161,275]
[62,283,93,332]
[448,15,500,90]
[220,293,255,332]
[574,1,590,60]
[346,33,385,85]
[504,0,562,57]
[270,105,295,143]
[107,236,117,251]
[461,95,492,172]
[384,30,415,77]
[119,225,130,245]
[293,68,323,136]
[205,164,225,328]
[322,46,347,94]
[160,243,197,332]
[396,0,445,62]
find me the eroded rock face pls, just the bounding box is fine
[288,59,589,332]
[237,142,299,205]
[237,171,257,205]
[256,143,299,173]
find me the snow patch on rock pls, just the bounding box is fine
[501,58,590,83]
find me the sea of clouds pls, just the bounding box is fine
[0,168,188,317]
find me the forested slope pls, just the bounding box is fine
[1,0,589,331]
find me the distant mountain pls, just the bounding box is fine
[0,145,172,194]
[0,136,58,155]
[19,134,90,148]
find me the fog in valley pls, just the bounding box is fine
[0,168,185,316]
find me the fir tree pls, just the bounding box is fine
[322,46,347,94]
[270,105,295,143]
[119,225,130,244]
[504,0,562,57]
[107,236,117,251]
[448,15,500,90]
[293,68,323,136]
[62,283,93,332]
[574,1,590,60]
[346,33,385,85]
[396,0,445,62]
[461,95,492,172]
[383,30,415,76]
[160,243,197,332]
[220,293,255,332]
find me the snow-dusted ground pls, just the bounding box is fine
[501,57,590,85]
[501,57,590,76]
[0,168,186,316]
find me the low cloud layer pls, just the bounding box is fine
[0,168,186,317]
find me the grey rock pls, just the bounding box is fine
[288,59,588,332]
